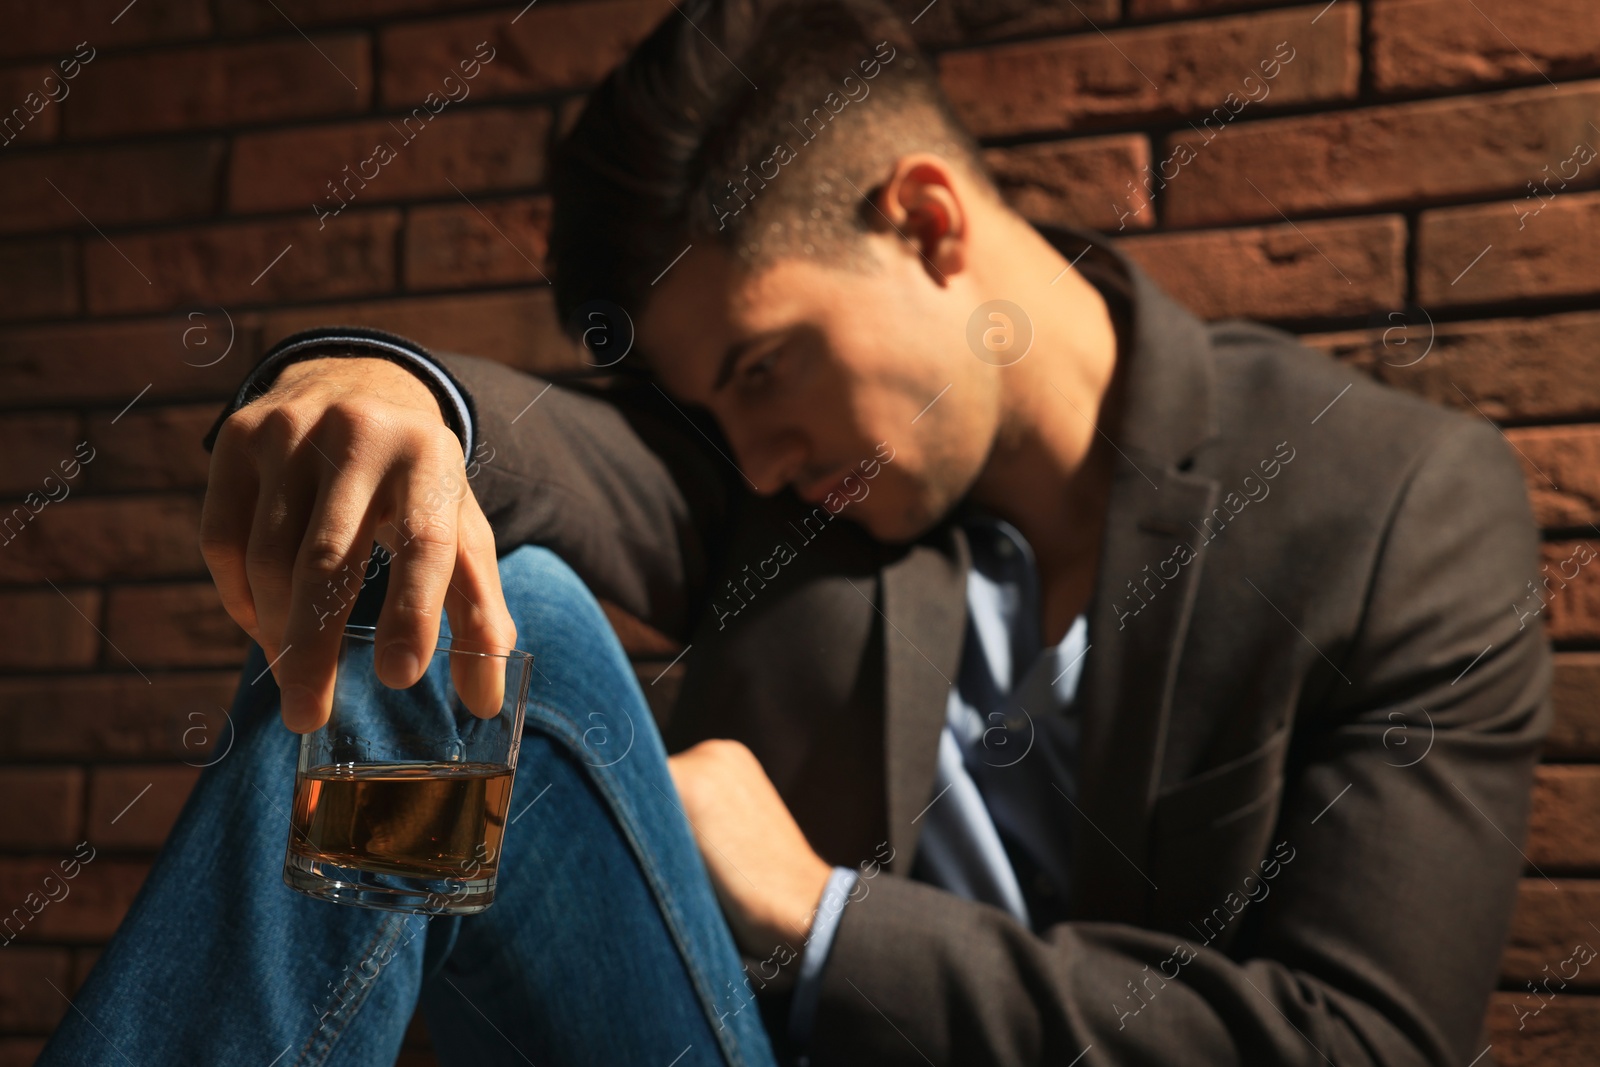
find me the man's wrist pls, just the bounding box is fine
[274,355,441,414]
[203,326,478,458]
[761,855,836,946]
[788,866,860,1047]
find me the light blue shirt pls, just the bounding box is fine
[789,514,1089,1043]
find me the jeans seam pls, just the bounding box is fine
[525,705,754,1067]
[292,912,409,1067]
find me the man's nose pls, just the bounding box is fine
[730,423,805,497]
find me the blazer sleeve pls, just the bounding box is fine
[204,326,733,641]
[430,351,734,640]
[806,416,1553,1066]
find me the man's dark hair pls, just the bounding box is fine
[548,0,998,345]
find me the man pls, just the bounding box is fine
[43,0,1548,1064]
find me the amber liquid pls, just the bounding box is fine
[289,762,514,879]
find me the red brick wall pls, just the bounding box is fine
[0,1,1595,1064]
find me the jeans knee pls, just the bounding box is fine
[497,545,598,622]
[493,545,627,673]
[489,546,660,759]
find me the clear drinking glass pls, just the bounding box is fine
[282,624,534,915]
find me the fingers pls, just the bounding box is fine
[371,456,463,694]
[204,361,494,736]
[199,425,261,644]
[275,471,384,733]
[443,504,517,718]
[243,450,316,671]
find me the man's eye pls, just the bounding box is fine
[742,349,780,388]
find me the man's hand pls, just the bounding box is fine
[199,356,516,733]
[668,739,833,954]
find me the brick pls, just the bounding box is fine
[939,4,1358,138]
[86,765,201,849]
[1129,0,1284,15]
[1502,879,1600,987]
[634,661,684,734]
[1308,310,1600,425]
[70,946,100,990]
[0,140,223,236]
[906,0,1117,50]
[1504,426,1600,530]
[556,94,587,140]
[602,600,679,659]
[1548,654,1600,761]
[1162,82,1600,228]
[0,856,149,943]
[1373,0,1600,94]
[1117,215,1405,322]
[1417,191,1600,309]
[0,413,81,494]
[217,0,474,34]
[1538,540,1600,644]
[0,1040,46,1067]
[379,0,670,106]
[0,768,83,848]
[404,1006,432,1047]
[65,36,372,138]
[0,316,250,408]
[0,947,71,1031]
[0,495,204,584]
[85,404,216,491]
[982,134,1154,233]
[85,211,400,316]
[229,107,550,215]
[0,1,209,61]
[1486,992,1600,1067]
[252,288,580,377]
[0,671,241,761]
[0,65,62,146]
[0,237,77,323]
[0,588,101,670]
[105,583,249,669]
[404,194,551,290]
[1528,765,1600,871]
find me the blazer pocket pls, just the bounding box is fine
[1147,723,1292,943]
[1150,720,1291,841]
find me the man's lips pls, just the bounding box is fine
[797,468,850,506]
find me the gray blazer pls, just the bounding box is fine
[301,222,1548,1065]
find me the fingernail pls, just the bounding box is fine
[281,684,317,724]
[381,644,421,685]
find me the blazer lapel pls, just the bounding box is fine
[1068,465,1218,922]
[879,526,968,875]
[1027,222,1225,923]
[869,221,1225,897]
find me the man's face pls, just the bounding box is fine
[638,236,1000,543]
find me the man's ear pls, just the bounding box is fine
[872,154,967,285]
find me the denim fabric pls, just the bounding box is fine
[38,545,779,1067]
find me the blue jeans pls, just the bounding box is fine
[39,545,782,1067]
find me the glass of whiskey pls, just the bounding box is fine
[282,624,534,915]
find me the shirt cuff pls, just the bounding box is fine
[787,866,859,1049]
[201,326,476,461]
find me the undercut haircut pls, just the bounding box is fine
[548,0,999,345]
